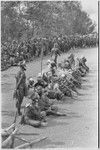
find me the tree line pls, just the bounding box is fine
[1,1,96,43]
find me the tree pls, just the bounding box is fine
[1,1,97,43]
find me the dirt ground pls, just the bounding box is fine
[1,47,98,148]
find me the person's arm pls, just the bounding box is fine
[34,82,39,87]
[51,48,54,57]
[57,49,61,56]
[81,60,87,68]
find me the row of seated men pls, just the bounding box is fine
[20,54,89,128]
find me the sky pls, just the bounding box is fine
[81,0,98,28]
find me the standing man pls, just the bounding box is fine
[13,61,27,115]
[51,43,61,65]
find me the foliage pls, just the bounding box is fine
[1,1,96,43]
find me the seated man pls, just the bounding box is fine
[36,87,66,116]
[21,78,47,127]
[43,81,63,100]
[63,59,72,70]
[81,57,89,72]
[21,99,47,127]
[51,83,64,100]
[78,57,89,74]
[42,72,49,83]
[34,73,48,88]
[27,77,35,90]
[72,68,82,82]
[76,58,87,76]
[68,54,75,67]
[47,59,57,75]
[57,76,73,98]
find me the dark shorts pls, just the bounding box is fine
[14,86,26,108]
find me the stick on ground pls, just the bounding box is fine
[15,136,47,149]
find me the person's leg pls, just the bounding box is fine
[24,85,28,97]
[25,117,41,127]
[47,106,66,116]
[17,90,24,115]
[17,100,22,115]
[24,115,47,127]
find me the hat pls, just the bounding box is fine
[13,40,16,44]
[25,103,30,108]
[37,73,42,78]
[54,83,59,90]
[43,72,48,77]
[47,60,51,64]
[61,74,65,78]
[82,57,87,62]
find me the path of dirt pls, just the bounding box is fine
[1,47,98,148]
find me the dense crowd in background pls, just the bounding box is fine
[1,33,98,71]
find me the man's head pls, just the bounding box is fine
[16,52,19,57]
[82,57,87,62]
[36,86,43,96]
[12,40,16,44]
[28,78,34,86]
[20,61,26,71]
[47,60,51,65]
[54,83,59,90]
[61,73,65,78]
[43,72,47,78]
[37,73,43,81]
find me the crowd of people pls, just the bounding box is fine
[13,52,89,127]
[1,33,98,71]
